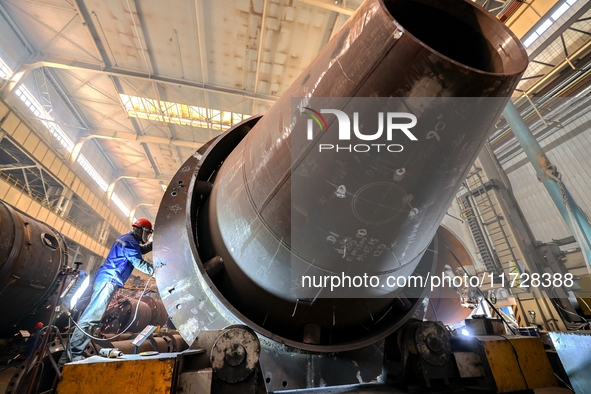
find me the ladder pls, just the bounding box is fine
[457,167,528,296]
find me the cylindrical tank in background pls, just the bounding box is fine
[0,200,68,335]
[100,299,153,334]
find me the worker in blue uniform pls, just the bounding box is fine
[59,218,155,364]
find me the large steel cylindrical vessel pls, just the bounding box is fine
[155,0,527,352]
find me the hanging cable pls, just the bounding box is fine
[66,275,154,343]
[575,293,591,315]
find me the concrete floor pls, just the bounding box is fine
[0,370,576,394]
[279,385,574,394]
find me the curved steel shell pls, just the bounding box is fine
[0,200,68,334]
[154,0,527,352]
[425,226,476,326]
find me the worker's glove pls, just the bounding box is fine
[132,258,155,276]
[146,264,154,276]
[153,260,166,269]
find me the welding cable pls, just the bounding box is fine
[67,275,155,342]
[553,373,575,393]
[496,335,529,390]
[548,300,589,331]
[497,302,578,392]
[574,293,591,315]
[547,288,590,330]
[500,335,576,394]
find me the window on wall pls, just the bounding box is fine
[15,85,75,152]
[0,57,10,81]
[111,193,131,217]
[522,0,578,48]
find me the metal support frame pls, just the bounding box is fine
[251,0,268,115]
[0,164,37,170]
[0,2,33,55]
[30,68,72,158]
[37,164,51,207]
[56,187,74,217]
[22,54,278,103]
[90,130,203,149]
[298,0,355,15]
[512,1,591,100]
[21,167,32,197]
[5,0,100,63]
[109,75,163,202]
[481,0,510,15]
[23,118,203,150]
[152,82,182,166]
[71,245,81,264]
[44,67,90,129]
[526,0,591,62]
[107,172,168,200]
[88,0,187,180]
[129,201,156,225]
[194,0,211,136]
[0,68,30,100]
[503,101,591,275]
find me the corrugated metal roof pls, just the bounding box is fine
[3,0,101,63]
[0,0,588,226]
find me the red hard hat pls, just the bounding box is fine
[35,322,43,330]
[132,218,152,230]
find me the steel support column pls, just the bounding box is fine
[503,101,591,275]
[56,187,74,217]
[95,219,110,245]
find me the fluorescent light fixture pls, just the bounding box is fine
[120,94,250,131]
[566,0,577,5]
[536,19,553,36]
[551,3,570,20]
[523,33,539,48]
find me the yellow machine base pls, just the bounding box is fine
[478,336,557,393]
[58,354,176,394]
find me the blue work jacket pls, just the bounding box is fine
[94,232,153,287]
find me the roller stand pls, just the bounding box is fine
[57,325,266,394]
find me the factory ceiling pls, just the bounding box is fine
[0,0,589,225]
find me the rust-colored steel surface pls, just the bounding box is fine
[0,200,68,335]
[425,226,475,326]
[154,0,527,354]
[101,299,153,334]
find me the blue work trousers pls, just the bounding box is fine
[69,280,118,357]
